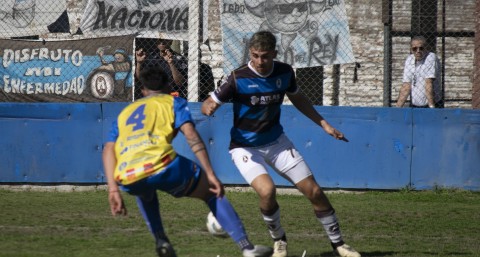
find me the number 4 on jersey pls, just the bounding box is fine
[126,104,146,131]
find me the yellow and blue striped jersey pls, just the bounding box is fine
[107,94,193,185]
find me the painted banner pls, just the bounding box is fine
[79,0,208,40]
[220,0,355,73]
[0,36,134,102]
[0,0,68,38]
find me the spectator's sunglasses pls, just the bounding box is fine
[411,46,424,52]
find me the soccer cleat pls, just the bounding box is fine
[272,240,287,257]
[242,245,274,257]
[334,244,361,257]
[156,238,177,257]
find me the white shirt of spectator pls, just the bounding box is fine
[402,52,442,106]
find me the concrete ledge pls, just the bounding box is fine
[0,184,364,195]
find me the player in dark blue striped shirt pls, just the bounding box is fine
[202,31,360,257]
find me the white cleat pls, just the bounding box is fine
[272,240,287,257]
[242,245,274,257]
[335,244,361,257]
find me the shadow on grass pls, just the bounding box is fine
[288,250,473,257]
[288,251,396,257]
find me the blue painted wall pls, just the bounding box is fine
[0,103,479,190]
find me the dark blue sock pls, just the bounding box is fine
[207,196,253,250]
[136,190,165,237]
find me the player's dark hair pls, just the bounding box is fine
[248,30,276,51]
[138,67,169,91]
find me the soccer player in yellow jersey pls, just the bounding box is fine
[102,67,272,257]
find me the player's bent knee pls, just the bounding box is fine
[297,179,323,200]
[251,174,276,199]
[258,187,276,201]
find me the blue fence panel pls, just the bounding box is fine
[281,106,413,189]
[1,102,478,190]
[0,103,103,183]
[411,109,480,190]
[101,102,128,145]
[184,104,413,189]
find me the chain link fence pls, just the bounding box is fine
[387,0,476,109]
[0,0,476,108]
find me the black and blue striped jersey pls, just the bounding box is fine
[212,61,298,149]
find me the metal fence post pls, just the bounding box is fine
[188,0,200,101]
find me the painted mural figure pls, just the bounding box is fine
[245,0,339,65]
[97,47,131,73]
[87,47,132,99]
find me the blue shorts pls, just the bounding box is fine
[120,155,201,198]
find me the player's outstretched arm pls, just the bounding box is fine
[180,122,224,197]
[201,96,221,116]
[287,92,348,142]
[102,142,127,216]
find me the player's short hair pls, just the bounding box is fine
[138,67,169,91]
[248,31,277,51]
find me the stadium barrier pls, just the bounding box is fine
[0,102,478,191]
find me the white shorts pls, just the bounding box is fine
[229,134,312,185]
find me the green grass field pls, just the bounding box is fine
[0,188,479,257]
